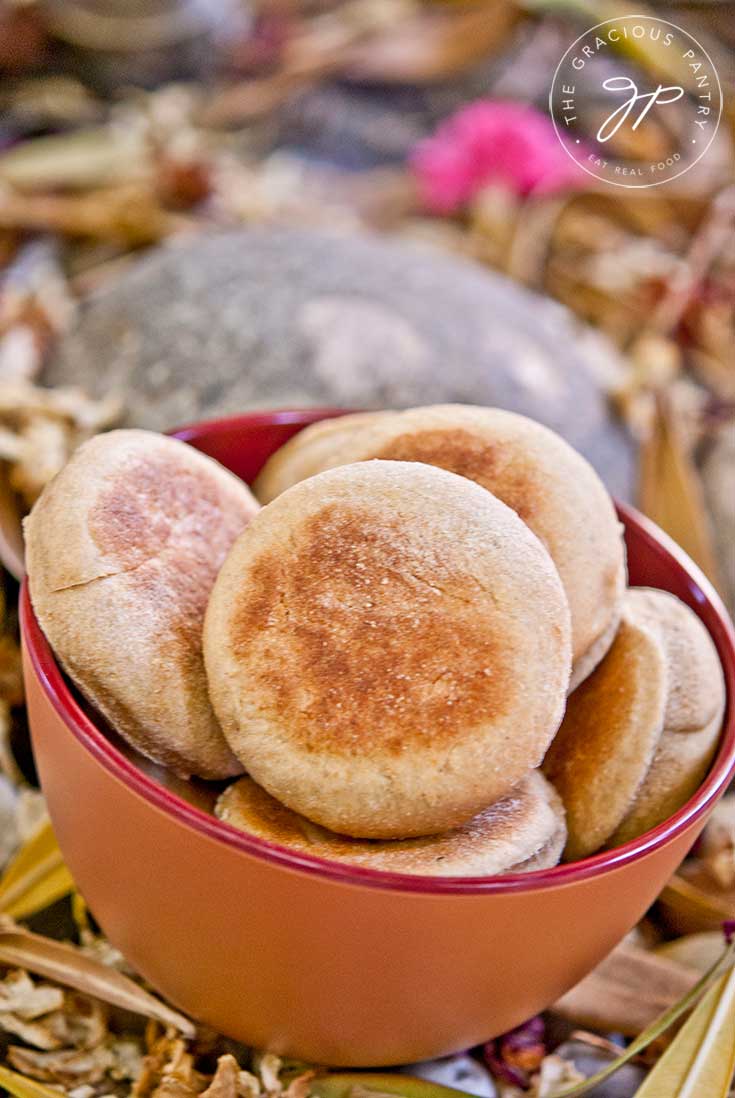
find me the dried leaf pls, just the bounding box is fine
[0,128,148,193]
[0,969,64,1017]
[0,634,24,708]
[648,185,735,337]
[310,1073,471,1098]
[7,1044,116,1087]
[200,1054,268,1098]
[15,791,48,843]
[0,76,100,130]
[522,0,721,86]
[0,1063,67,1098]
[132,1033,205,1098]
[552,941,698,1036]
[0,818,74,919]
[285,1071,316,1098]
[257,1052,282,1093]
[699,796,735,890]
[0,469,25,580]
[532,1054,585,1097]
[200,1056,241,1098]
[0,1011,69,1050]
[0,921,195,1037]
[658,872,735,937]
[633,965,735,1097]
[550,937,735,1097]
[0,184,182,247]
[0,990,105,1056]
[7,415,71,505]
[504,195,571,288]
[0,327,43,385]
[0,773,19,866]
[344,6,518,84]
[656,932,727,975]
[638,390,723,591]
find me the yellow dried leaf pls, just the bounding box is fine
[0,1063,64,1098]
[0,127,147,193]
[632,965,735,1097]
[551,938,735,1097]
[0,922,195,1037]
[0,818,74,919]
[310,1074,473,1098]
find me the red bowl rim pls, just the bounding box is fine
[20,410,735,896]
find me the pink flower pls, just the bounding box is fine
[411,100,586,214]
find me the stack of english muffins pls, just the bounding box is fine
[25,406,726,877]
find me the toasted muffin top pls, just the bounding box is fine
[254,405,626,684]
[206,459,571,838]
[215,771,566,877]
[25,429,259,779]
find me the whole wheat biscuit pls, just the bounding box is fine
[255,405,625,688]
[607,589,725,846]
[608,711,723,848]
[545,588,726,859]
[255,412,384,499]
[623,588,725,733]
[25,429,259,779]
[215,771,566,877]
[542,608,668,861]
[206,459,572,839]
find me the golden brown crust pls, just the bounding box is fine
[215,771,566,877]
[625,588,725,732]
[252,405,626,682]
[606,589,726,846]
[253,412,384,503]
[567,599,622,695]
[25,429,260,779]
[543,610,667,861]
[607,711,723,847]
[205,460,571,838]
[545,587,726,858]
[228,504,517,756]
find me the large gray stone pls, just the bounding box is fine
[47,228,635,497]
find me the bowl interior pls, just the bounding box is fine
[21,409,735,895]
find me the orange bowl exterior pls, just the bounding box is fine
[20,409,735,1068]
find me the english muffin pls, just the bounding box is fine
[607,589,725,848]
[215,771,566,877]
[260,412,384,494]
[25,429,259,779]
[254,405,625,689]
[206,460,572,839]
[544,588,725,859]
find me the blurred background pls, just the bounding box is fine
[0,5,734,1094]
[0,0,732,600]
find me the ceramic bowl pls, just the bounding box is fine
[20,409,735,1067]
